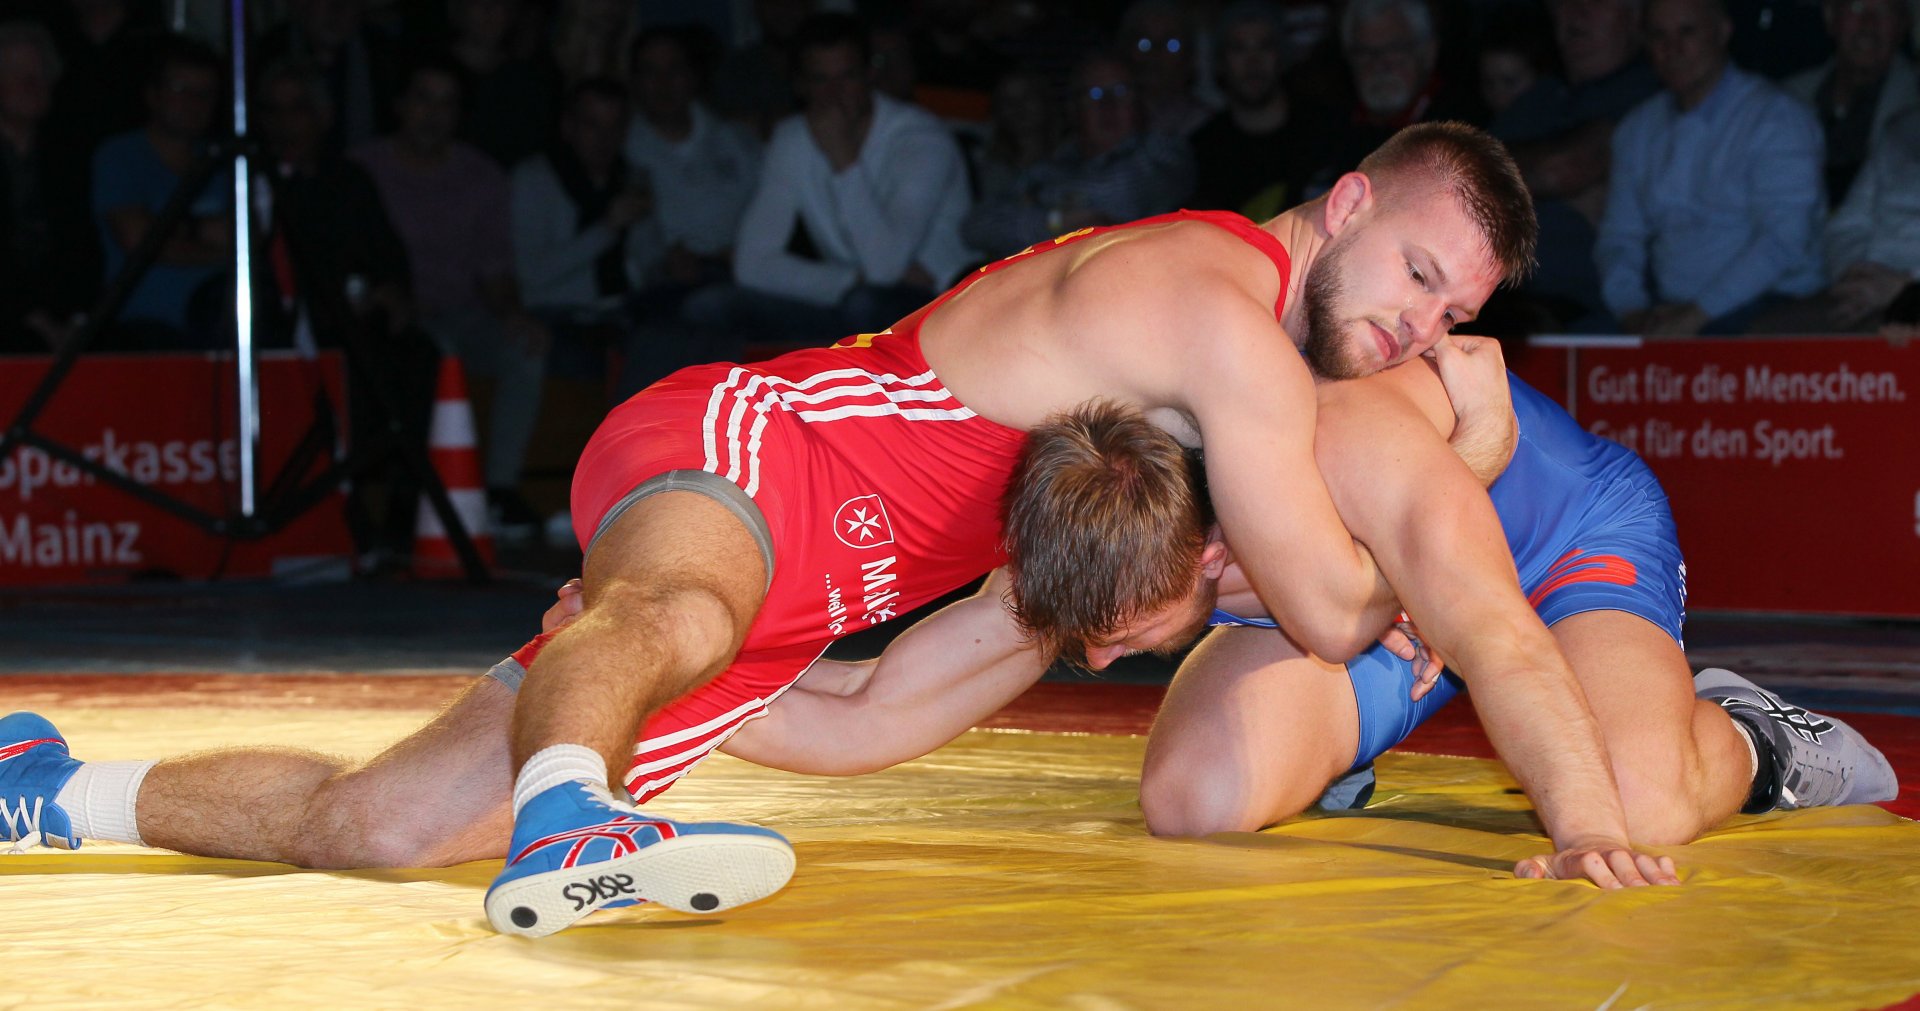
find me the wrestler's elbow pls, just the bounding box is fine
[1283,606,1374,665]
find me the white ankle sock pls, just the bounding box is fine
[53,760,156,845]
[512,744,610,817]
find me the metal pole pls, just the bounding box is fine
[229,0,259,519]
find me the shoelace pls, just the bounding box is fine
[1,796,46,854]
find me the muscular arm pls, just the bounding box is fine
[720,570,1052,775]
[1183,293,1384,662]
[1313,372,1640,859]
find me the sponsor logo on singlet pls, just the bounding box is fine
[833,494,895,549]
[822,554,904,636]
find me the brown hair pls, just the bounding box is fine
[1003,400,1210,661]
[1357,121,1538,283]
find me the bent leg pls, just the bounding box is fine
[137,675,515,868]
[1141,626,1360,836]
[1551,610,1750,844]
[510,489,768,778]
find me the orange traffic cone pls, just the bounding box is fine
[414,357,495,575]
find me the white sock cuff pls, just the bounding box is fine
[512,744,609,817]
[54,759,157,846]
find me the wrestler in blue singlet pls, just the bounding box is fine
[1213,372,1688,773]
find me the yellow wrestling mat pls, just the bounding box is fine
[5,706,1920,1009]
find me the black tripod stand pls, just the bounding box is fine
[0,141,490,582]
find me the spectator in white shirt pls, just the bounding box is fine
[1824,108,1920,329]
[621,25,761,302]
[685,13,977,346]
[510,78,648,395]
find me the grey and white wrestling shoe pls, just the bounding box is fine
[1695,668,1899,810]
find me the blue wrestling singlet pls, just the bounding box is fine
[1213,372,1688,770]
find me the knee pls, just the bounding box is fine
[1140,749,1272,837]
[1611,749,1704,846]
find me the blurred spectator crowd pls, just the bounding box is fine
[2,0,1917,551]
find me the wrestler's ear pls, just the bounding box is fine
[1323,171,1375,238]
[1199,537,1230,579]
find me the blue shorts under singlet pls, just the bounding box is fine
[1212,372,1688,770]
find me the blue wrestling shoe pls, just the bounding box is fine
[484,779,796,938]
[1696,668,1899,810]
[0,712,83,853]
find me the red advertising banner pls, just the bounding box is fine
[0,352,353,585]
[1519,337,1918,616]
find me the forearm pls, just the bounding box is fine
[1448,624,1633,848]
[724,576,1049,774]
[1447,409,1516,486]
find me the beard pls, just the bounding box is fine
[1300,233,1369,380]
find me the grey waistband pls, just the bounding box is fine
[587,468,775,592]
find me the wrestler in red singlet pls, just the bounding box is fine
[499,210,1293,801]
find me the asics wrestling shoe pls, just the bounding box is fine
[484,779,795,938]
[0,712,83,852]
[1695,668,1899,810]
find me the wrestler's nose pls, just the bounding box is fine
[1085,644,1126,671]
[1401,296,1451,357]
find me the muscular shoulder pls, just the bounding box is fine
[1060,221,1279,325]
[1317,361,1455,439]
[1057,226,1298,401]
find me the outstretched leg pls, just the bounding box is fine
[0,676,515,868]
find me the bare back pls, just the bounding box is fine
[919,216,1300,434]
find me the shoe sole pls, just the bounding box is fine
[484,832,796,938]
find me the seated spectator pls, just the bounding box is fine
[1784,0,1916,207]
[618,25,760,394]
[255,59,412,349]
[1187,1,1331,220]
[967,65,1060,209]
[1477,12,1557,120]
[711,0,808,139]
[1118,0,1216,136]
[1483,0,1660,330]
[447,0,559,170]
[257,0,401,155]
[511,79,649,390]
[256,59,431,566]
[1759,107,1920,333]
[354,56,551,540]
[0,20,98,353]
[1596,0,1825,336]
[1499,0,1659,207]
[688,13,976,345]
[91,35,231,347]
[961,50,1194,260]
[1314,0,1479,187]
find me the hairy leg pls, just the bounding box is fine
[510,490,768,781]
[1551,611,1750,844]
[137,676,515,868]
[1140,626,1360,836]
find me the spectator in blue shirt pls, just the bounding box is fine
[1595,0,1825,336]
[91,36,231,346]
